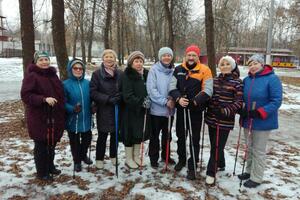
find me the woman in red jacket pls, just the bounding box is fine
[21,51,65,181]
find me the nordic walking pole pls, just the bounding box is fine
[183,108,188,168]
[164,109,172,172]
[88,114,94,172]
[114,105,119,178]
[214,123,220,184]
[50,107,55,179]
[187,109,197,178]
[200,110,205,173]
[239,102,256,189]
[46,106,52,179]
[73,103,80,179]
[140,109,147,175]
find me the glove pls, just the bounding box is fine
[108,93,121,105]
[73,104,82,113]
[238,108,248,118]
[142,96,151,109]
[249,109,261,119]
[91,102,97,114]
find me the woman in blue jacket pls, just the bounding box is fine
[63,58,92,172]
[238,54,282,188]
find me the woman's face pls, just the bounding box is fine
[248,61,263,75]
[131,58,144,72]
[36,57,50,69]
[161,54,172,65]
[185,51,199,65]
[72,63,84,78]
[219,59,232,74]
[103,53,116,68]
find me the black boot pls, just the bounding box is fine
[174,161,186,171]
[50,166,61,175]
[187,170,196,180]
[74,163,82,172]
[37,174,53,181]
[238,173,250,180]
[243,179,260,188]
[82,157,93,165]
[151,162,159,169]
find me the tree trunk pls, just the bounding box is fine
[164,0,174,50]
[116,0,122,66]
[205,0,216,77]
[87,0,97,63]
[104,0,113,49]
[19,0,35,76]
[52,0,69,80]
[80,0,86,63]
[72,24,79,58]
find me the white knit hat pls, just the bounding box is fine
[218,55,236,70]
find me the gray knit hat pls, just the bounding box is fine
[101,49,117,60]
[248,54,264,65]
[34,51,50,63]
[218,55,236,70]
[127,51,145,65]
[158,47,173,60]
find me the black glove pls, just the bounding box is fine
[142,96,151,109]
[249,109,261,119]
[238,108,248,118]
[108,93,121,105]
[73,104,82,113]
[91,102,97,114]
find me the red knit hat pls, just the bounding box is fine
[185,45,200,56]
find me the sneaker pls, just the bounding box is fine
[243,179,261,188]
[187,170,196,180]
[238,173,250,180]
[82,157,93,165]
[50,167,61,175]
[174,161,185,172]
[161,157,176,165]
[151,162,159,169]
[95,160,104,169]
[205,175,215,185]
[74,163,82,172]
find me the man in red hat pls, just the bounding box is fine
[169,44,213,180]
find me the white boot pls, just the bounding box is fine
[110,158,118,166]
[125,147,138,169]
[206,175,215,185]
[95,160,104,169]
[133,144,146,167]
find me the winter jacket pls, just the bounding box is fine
[63,59,91,133]
[242,65,282,130]
[146,61,175,117]
[169,61,213,112]
[205,66,243,130]
[21,64,65,142]
[90,63,123,133]
[121,66,151,146]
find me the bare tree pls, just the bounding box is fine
[104,0,113,49]
[52,0,69,80]
[87,0,98,62]
[79,0,86,63]
[164,0,174,50]
[205,0,216,76]
[19,0,35,76]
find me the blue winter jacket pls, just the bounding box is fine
[63,59,91,133]
[146,61,175,117]
[242,65,282,131]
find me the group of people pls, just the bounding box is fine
[21,44,282,189]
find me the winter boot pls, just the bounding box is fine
[95,160,104,169]
[205,175,215,185]
[238,173,250,180]
[174,160,186,172]
[133,144,146,167]
[243,179,260,188]
[187,170,196,180]
[125,147,138,169]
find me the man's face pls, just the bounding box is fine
[185,51,199,65]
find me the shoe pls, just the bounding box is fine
[238,173,250,180]
[243,179,261,188]
[82,157,93,165]
[96,160,104,169]
[174,161,186,172]
[161,157,176,165]
[187,170,196,180]
[133,144,146,167]
[37,175,53,181]
[50,167,61,175]
[151,162,159,169]
[74,163,82,172]
[218,167,225,171]
[205,175,215,185]
[111,158,118,166]
[125,147,138,169]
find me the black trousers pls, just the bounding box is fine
[96,131,116,160]
[68,131,92,164]
[176,109,202,170]
[206,126,230,177]
[34,140,57,177]
[149,115,174,164]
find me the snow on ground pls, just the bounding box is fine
[0,58,300,199]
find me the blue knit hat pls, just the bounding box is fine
[158,47,173,60]
[34,51,50,63]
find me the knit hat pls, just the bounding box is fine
[70,59,85,69]
[102,49,117,60]
[218,55,236,70]
[34,51,50,63]
[247,54,264,65]
[127,51,145,65]
[185,45,200,56]
[158,47,173,60]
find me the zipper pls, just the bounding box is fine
[78,79,86,131]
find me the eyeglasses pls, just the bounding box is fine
[72,67,83,71]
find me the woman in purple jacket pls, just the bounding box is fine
[21,51,65,181]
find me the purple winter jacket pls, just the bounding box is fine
[21,64,65,143]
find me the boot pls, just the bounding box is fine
[111,158,118,166]
[187,170,196,180]
[125,147,138,169]
[238,173,250,180]
[133,144,146,167]
[95,160,104,169]
[205,175,215,185]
